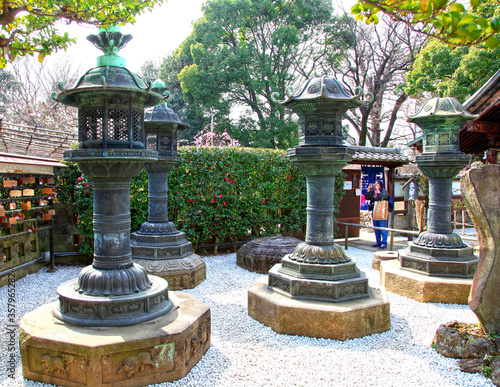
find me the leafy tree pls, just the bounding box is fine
[326,16,425,147]
[0,0,164,68]
[351,0,500,48]
[138,60,160,84]
[405,1,500,101]
[168,0,353,149]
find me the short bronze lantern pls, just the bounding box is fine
[131,80,206,289]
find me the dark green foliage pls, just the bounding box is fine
[160,0,353,148]
[55,147,346,254]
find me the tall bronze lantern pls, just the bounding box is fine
[248,77,390,340]
[53,27,173,326]
[399,97,479,277]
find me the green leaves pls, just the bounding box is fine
[0,0,165,67]
[352,0,500,48]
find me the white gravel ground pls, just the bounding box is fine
[0,246,493,387]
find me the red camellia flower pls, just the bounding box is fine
[262,199,265,204]
[207,166,211,170]
[278,186,281,190]
[223,201,226,206]
[219,194,223,197]
[213,199,216,203]
[78,177,83,181]
[189,199,193,202]
[226,163,229,166]
[230,180,233,184]
[225,177,229,181]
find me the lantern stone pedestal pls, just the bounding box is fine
[19,292,210,387]
[380,259,472,304]
[248,77,390,340]
[248,277,390,340]
[381,98,478,304]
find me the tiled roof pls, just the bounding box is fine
[351,146,409,164]
[0,152,67,168]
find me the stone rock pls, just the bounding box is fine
[372,251,398,270]
[490,358,500,386]
[462,165,500,334]
[433,322,468,358]
[459,358,484,374]
[237,235,302,273]
[465,336,495,359]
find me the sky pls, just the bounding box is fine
[53,0,207,74]
[51,0,356,74]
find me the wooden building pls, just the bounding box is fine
[461,68,500,158]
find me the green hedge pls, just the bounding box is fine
[55,147,345,255]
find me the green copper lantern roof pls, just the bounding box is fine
[408,97,478,153]
[53,27,162,108]
[273,76,373,110]
[408,97,478,130]
[144,80,189,130]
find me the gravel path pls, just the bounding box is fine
[0,247,493,387]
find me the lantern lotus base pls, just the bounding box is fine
[131,231,206,290]
[399,241,478,278]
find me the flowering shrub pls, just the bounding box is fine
[192,127,241,147]
[55,147,345,255]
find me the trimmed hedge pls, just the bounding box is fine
[55,147,345,255]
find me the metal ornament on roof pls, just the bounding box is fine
[400,97,479,277]
[131,80,206,290]
[53,27,174,326]
[266,76,373,302]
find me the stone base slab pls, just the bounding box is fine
[380,259,472,304]
[133,255,206,290]
[248,277,390,340]
[372,251,399,270]
[20,292,210,387]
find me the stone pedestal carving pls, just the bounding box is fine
[20,292,210,387]
[462,164,500,334]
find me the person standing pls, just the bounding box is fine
[369,180,389,249]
